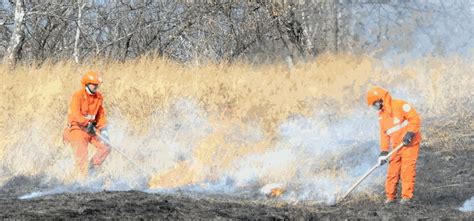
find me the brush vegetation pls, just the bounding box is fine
[0,54,472,187]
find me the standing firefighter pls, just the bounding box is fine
[366,86,421,205]
[63,70,110,177]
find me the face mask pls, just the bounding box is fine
[86,84,99,94]
[372,100,383,110]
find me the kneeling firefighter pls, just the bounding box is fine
[63,70,110,177]
[366,86,422,205]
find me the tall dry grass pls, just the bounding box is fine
[0,54,472,198]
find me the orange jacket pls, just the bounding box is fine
[67,88,107,130]
[377,91,421,151]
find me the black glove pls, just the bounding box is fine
[86,122,97,135]
[378,151,388,166]
[403,132,415,146]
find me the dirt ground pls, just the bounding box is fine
[0,140,472,219]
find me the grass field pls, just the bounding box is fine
[0,54,472,203]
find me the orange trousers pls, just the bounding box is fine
[64,128,110,175]
[386,143,419,200]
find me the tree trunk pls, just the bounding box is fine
[73,1,86,64]
[4,0,26,66]
[333,0,339,52]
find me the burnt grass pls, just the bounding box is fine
[0,142,472,219]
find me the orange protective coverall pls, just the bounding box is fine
[63,88,110,175]
[368,86,422,200]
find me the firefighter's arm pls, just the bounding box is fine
[402,102,420,133]
[95,101,107,130]
[380,124,390,152]
[69,93,89,126]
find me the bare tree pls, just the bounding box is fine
[73,0,86,64]
[4,0,25,65]
[0,1,472,64]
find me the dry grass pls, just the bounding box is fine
[0,53,472,189]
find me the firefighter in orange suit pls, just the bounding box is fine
[366,86,421,205]
[63,70,110,177]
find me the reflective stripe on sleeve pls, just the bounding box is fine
[386,120,409,135]
[84,114,96,120]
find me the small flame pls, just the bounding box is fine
[269,187,285,197]
[261,183,285,198]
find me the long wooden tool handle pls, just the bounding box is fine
[337,143,404,203]
[96,133,154,177]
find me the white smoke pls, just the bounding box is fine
[98,98,213,190]
[459,196,474,212]
[15,98,389,205]
[227,107,383,204]
[13,98,212,198]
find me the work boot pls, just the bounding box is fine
[88,163,101,177]
[399,198,412,205]
[384,199,396,204]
